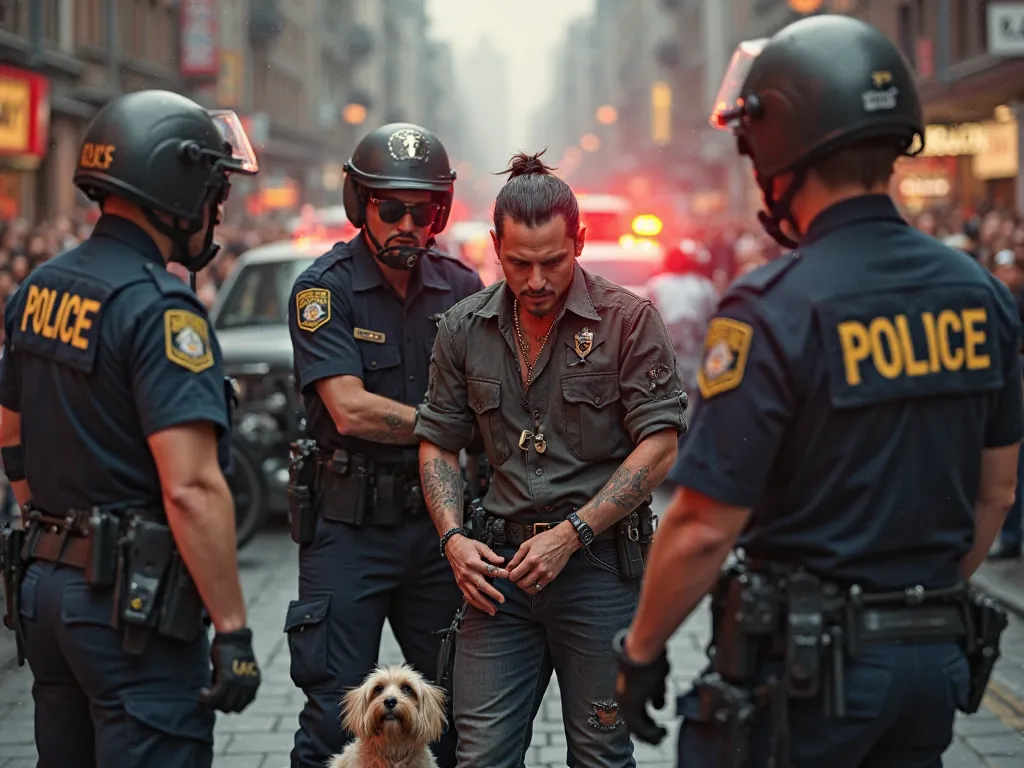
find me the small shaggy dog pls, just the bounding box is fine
[328,664,448,768]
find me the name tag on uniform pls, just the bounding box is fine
[354,327,386,344]
[818,286,1003,409]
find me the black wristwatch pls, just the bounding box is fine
[567,512,595,547]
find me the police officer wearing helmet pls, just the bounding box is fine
[286,123,483,768]
[613,15,1021,767]
[0,90,262,767]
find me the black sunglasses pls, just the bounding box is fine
[370,197,441,227]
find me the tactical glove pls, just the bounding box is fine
[613,628,669,745]
[199,627,261,713]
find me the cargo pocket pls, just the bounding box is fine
[467,377,510,465]
[285,597,332,689]
[18,564,39,621]
[561,372,622,461]
[124,693,214,768]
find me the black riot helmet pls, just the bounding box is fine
[342,122,457,269]
[74,90,259,272]
[710,14,924,248]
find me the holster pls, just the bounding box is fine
[116,515,175,655]
[155,552,206,643]
[694,672,757,768]
[434,602,468,700]
[0,524,26,666]
[288,439,319,545]
[318,449,371,525]
[614,503,657,580]
[961,590,1009,714]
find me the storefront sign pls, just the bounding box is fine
[988,3,1024,56]
[0,65,49,160]
[892,155,956,213]
[180,0,220,78]
[973,120,1018,180]
[920,123,990,157]
[217,50,243,107]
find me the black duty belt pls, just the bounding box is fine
[482,512,610,547]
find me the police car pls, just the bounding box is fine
[210,237,328,546]
[577,193,665,297]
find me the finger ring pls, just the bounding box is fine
[485,564,496,576]
[532,581,542,591]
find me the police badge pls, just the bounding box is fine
[387,129,430,164]
[572,328,595,364]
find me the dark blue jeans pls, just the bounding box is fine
[998,439,1024,549]
[676,642,969,768]
[286,511,462,768]
[20,561,214,768]
[452,539,639,768]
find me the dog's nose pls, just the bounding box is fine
[383,697,398,710]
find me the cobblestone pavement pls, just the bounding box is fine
[2,490,1024,766]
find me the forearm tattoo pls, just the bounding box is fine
[364,410,412,444]
[592,465,653,512]
[421,457,464,530]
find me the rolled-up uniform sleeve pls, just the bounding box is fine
[414,313,476,453]
[620,302,688,443]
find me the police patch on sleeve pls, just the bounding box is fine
[697,317,753,399]
[295,288,331,332]
[164,310,214,374]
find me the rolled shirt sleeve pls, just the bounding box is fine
[619,302,689,443]
[414,312,476,453]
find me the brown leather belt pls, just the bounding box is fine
[25,527,91,569]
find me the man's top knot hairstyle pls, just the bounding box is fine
[492,149,580,244]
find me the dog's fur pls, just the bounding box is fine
[328,664,448,768]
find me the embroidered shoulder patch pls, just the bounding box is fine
[697,317,753,399]
[296,288,331,332]
[164,309,214,373]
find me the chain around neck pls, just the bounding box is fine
[514,298,555,386]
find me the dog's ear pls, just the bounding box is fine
[341,685,367,738]
[417,681,448,743]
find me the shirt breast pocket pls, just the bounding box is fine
[561,372,623,461]
[468,377,511,466]
[358,342,403,400]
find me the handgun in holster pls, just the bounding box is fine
[616,503,655,580]
[319,449,372,526]
[786,572,847,718]
[961,590,1009,714]
[288,438,319,545]
[116,517,174,655]
[694,672,757,768]
[712,569,780,683]
[0,525,26,666]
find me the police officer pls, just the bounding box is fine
[286,123,483,768]
[0,90,262,767]
[614,15,1022,767]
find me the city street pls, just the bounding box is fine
[0,489,1023,767]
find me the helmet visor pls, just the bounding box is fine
[207,109,259,175]
[709,38,769,130]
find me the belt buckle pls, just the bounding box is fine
[529,522,555,538]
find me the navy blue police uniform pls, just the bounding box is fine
[669,194,1024,767]
[286,232,484,767]
[0,215,231,767]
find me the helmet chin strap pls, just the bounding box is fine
[363,227,428,270]
[755,166,808,250]
[143,194,222,289]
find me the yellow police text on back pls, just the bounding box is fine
[838,307,990,387]
[19,284,101,351]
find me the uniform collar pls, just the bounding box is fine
[91,214,166,266]
[801,194,907,246]
[350,232,449,293]
[474,262,601,322]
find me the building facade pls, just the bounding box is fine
[0,0,457,225]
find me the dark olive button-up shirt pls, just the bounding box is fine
[414,263,687,523]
